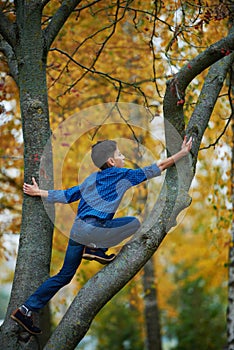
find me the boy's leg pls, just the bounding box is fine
[82,216,140,251]
[95,216,141,248]
[11,240,84,334]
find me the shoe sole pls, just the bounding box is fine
[11,314,42,335]
[82,253,116,264]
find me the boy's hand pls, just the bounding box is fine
[23,177,40,196]
[180,136,193,156]
[157,136,193,172]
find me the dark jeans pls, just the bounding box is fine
[24,216,140,312]
[70,216,141,248]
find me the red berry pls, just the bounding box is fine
[177,99,185,106]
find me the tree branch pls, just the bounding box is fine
[48,0,131,95]
[163,32,234,143]
[148,2,163,98]
[160,29,234,234]
[67,0,124,86]
[43,0,83,50]
[177,31,234,91]
[0,9,16,48]
[200,113,233,150]
[44,237,155,349]
[199,63,234,151]
[186,53,234,164]
[0,36,19,84]
[49,47,153,103]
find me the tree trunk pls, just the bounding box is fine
[143,258,162,350]
[0,3,54,349]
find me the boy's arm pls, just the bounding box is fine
[23,177,48,198]
[157,136,192,172]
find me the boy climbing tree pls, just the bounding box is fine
[11,137,192,334]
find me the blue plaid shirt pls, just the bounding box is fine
[47,164,161,220]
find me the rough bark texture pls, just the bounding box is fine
[0,2,54,349]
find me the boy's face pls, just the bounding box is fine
[112,147,125,168]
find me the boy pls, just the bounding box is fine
[11,137,192,334]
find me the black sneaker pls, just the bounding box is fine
[11,307,42,335]
[83,247,116,264]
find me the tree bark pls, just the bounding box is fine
[0,2,54,349]
[0,0,83,347]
